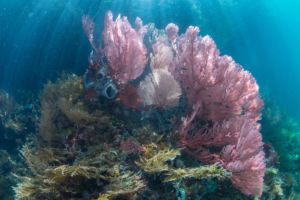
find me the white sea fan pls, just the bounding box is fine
[138,69,182,108]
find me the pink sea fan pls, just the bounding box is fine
[165,23,179,42]
[138,69,182,108]
[179,109,265,197]
[150,38,174,70]
[171,26,263,121]
[180,107,241,150]
[221,120,265,197]
[103,11,148,86]
[82,16,96,51]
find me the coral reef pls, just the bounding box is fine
[3,10,298,200]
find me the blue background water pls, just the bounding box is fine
[0,0,299,120]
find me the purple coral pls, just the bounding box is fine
[103,11,148,86]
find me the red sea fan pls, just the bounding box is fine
[168,25,263,121]
[103,11,148,86]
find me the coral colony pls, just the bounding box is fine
[83,11,264,197]
[12,11,267,199]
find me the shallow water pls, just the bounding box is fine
[0,0,300,199]
[0,0,299,120]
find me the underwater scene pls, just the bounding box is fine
[0,0,300,199]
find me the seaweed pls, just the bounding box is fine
[164,165,228,182]
[5,71,299,200]
[99,172,146,200]
[135,143,181,173]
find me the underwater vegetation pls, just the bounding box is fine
[0,10,298,200]
[0,90,38,199]
[0,90,38,146]
[260,100,300,199]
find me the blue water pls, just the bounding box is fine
[0,0,299,120]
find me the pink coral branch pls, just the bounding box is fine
[179,113,265,197]
[82,16,97,52]
[170,26,263,121]
[221,119,265,197]
[103,11,148,86]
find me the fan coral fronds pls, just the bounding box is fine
[82,16,96,52]
[179,107,240,150]
[165,23,179,43]
[138,69,182,108]
[170,26,263,121]
[164,23,266,197]
[103,11,147,86]
[150,38,174,70]
[221,118,265,197]
[179,114,265,196]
